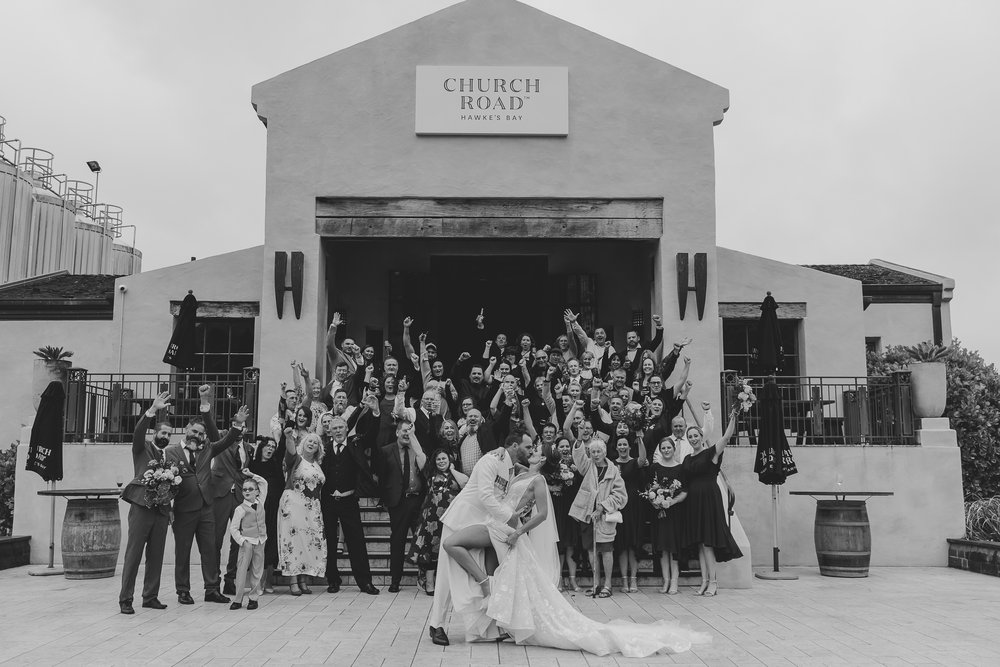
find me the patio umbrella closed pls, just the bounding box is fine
[751,293,799,580]
[163,291,198,369]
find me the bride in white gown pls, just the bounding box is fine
[484,450,711,658]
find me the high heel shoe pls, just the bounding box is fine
[667,581,679,595]
[298,575,312,594]
[659,580,669,594]
[289,583,303,596]
[629,576,638,593]
[704,580,718,597]
[568,576,581,592]
[695,580,709,596]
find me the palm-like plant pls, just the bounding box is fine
[32,346,74,362]
[903,341,952,363]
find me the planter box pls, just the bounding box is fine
[948,538,1000,577]
[0,535,31,570]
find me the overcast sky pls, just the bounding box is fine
[2,0,996,364]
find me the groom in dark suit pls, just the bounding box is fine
[375,420,426,592]
[118,391,173,615]
[163,404,247,605]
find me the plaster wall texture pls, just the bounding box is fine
[0,320,116,448]
[249,0,730,429]
[864,302,938,348]
[723,438,965,567]
[112,246,264,374]
[717,247,867,379]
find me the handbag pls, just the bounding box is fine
[604,510,623,524]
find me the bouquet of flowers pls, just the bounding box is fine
[644,478,683,518]
[141,459,182,509]
[735,376,757,413]
[546,461,577,496]
[620,401,646,433]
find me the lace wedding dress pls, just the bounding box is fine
[486,472,711,657]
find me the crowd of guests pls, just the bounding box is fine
[116,307,742,615]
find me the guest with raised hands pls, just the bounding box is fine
[621,314,665,378]
[681,407,744,597]
[543,436,583,591]
[249,436,284,593]
[565,308,615,374]
[412,448,469,596]
[278,431,326,595]
[270,384,300,443]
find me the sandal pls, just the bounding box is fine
[597,586,612,598]
[704,581,718,597]
[629,576,638,593]
[568,577,581,592]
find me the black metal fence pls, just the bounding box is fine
[719,371,916,446]
[64,368,260,443]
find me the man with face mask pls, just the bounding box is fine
[164,403,248,606]
[118,391,174,614]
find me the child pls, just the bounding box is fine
[229,471,268,610]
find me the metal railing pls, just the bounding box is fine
[65,368,260,443]
[720,371,916,446]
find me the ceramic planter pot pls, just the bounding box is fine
[909,361,947,418]
[32,359,71,410]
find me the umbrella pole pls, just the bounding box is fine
[28,481,64,577]
[755,484,798,581]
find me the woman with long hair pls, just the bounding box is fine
[649,436,687,594]
[542,437,583,591]
[613,433,647,593]
[412,448,469,595]
[277,432,326,595]
[249,436,285,593]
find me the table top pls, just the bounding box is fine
[789,490,894,501]
[37,488,122,498]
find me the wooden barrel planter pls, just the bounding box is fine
[61,498,121,579]
[814,500,872,577]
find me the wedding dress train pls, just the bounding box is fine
[485,473,711,657]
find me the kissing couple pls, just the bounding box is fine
[427,431,710,657]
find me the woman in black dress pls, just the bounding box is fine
[648,436,687,594]
[681,407,741,596]
[249,436,285,593]
[613,434,647,593]
[411,448,468,595]
[545,436,583,591]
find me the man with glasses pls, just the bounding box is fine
[164,405,248,605]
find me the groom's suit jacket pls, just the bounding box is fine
[440,446,515,531]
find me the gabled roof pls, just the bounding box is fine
[804,264,939,287]
[0,272,117,320]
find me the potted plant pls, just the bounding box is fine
[903,341,951,419]
[32,346,73,410]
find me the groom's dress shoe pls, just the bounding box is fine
[119,601,135,615]
[429,626,450,646]
[141,598,167,610]
[177,592,195,605]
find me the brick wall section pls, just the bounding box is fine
[948,538,1000,577]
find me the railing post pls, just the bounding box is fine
[893,370,914,440]
[64,368,88,442]
[243,367,260,436]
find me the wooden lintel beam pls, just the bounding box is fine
[315,217,662,239]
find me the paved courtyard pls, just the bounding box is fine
[1,565,999,666]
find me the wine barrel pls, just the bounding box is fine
[61,498,121,579]
[814,500,871,577]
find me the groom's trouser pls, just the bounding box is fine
[387,494,422,584]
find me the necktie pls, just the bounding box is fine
[402,444,411,492]
[189,450,196,472]
[336,442,345,456]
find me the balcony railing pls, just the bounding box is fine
[65,368,260,443]
[719,372,916,446]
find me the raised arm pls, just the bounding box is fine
[712,406,742,463]
[520,399,538,440]
[672,356,692,398]
[646,315,664,355]
[135,392,171,456]
[401,316,416,360]
[210,405,247,458]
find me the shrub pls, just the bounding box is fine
[868,338,1000,501]
[965,497,1000,542]
[0,442,16,537]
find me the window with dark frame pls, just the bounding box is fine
[722,319,800,377]
[191,318,255,375]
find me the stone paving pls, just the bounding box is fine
[1,565,999,666]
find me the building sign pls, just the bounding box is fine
[415,66,568,136]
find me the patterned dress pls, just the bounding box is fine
[411,469,462,570]
[277,456,327,576]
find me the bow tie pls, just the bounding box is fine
[250,503,258,510]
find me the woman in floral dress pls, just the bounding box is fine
[277,431,326,595]
[412,448,468,595]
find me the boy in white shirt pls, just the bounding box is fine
[229,472,268,610]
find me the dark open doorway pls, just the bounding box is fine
[429,255,550,362]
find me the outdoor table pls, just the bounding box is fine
[790,491,894,577]
[37,488,123,579]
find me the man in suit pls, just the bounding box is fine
[163,404,247,605]
[199,385,255,596]
[118,391,173,615]
[375,420,426,592]
[320,395,380,595]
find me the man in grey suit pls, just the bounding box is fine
[118,391,173,615]
[163,403,247,605]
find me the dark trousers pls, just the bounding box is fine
[212,491,239,585]
[387,495,423,584]
[322,495,372,588]
[118,504,169,604]
[173,504,220,594]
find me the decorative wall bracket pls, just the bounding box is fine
[274,251,304,319]
[676,252,707,321]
